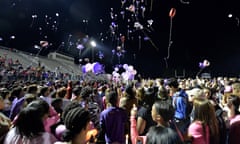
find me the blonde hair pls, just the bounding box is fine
[232,82,240,95]
[193,98,219,143]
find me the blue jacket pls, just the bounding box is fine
[172,89,188,120]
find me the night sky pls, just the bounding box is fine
[0,0,239,78]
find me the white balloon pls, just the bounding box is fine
[114,67,119,72]
[123,64,128,70]
[133,70,137,75]
[85,63,93,72]
[128,65,134,71]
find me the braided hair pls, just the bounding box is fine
[62,107,90,142]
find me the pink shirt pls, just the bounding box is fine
[188,121,209,144]
[130,116,146,144]
[229,114,240,125]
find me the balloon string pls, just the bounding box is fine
[79,50,82,57]
[30,19,35,28]
[196,68,204,77]
[164,57,168,69]
[142,30,159,51]
[150,0,153,12]
[167,18,173,59]
[138,37,141,50]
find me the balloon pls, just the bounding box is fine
[34,45,41,49]
[77,44,84,50]
[203,59,210,67]
[112,49,116,54]
[82,66,86,73]
[199,60,210,69]
[127,5,135,13]
[147,19,153,26]
[117,46,121,51]
[123,64,128,70]
[128,65,134,71]
[114,67,119,72]
[199,62,204,69]
[133,70,137,75]
[40,41,49,47]
[85,63,93,72]
[169,8,176,18]
[92,62,103,74]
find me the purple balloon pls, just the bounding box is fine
[77,44,84,50]
[199,62,205,69]
[92,62,103,74]
[117,52,122,57]
[128,74,135,80]
[144,36,150,41]
[82,66,86,73]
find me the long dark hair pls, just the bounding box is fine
[146,126,183,144]
[153,100,175,122]
[15,99,49,138]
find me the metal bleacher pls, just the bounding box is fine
[0,46,81,75]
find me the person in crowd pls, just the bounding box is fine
[39,86,51,104]
[99,91,127,144]
[9,86,25,120]
[79,86,101,130]
[4,99,57,144]
[130,99,176,144]
[231,82,240,97]
[71,86,82,102]
[66,80,72,99]
[52,101,81,140]
[119,84,138,137]
[51,98,63,115]
[168,78,190,137]
[0,96,11,143]
[226,95,240,144]
[55,107,91,144]
[56,87,70,110]
[26,84,38,97]
[188,98,219,144]
[120,84,138,117]
[135,87,156,136]
[0,89,11,117]
[156,86,170,101]
[146,126,183,144]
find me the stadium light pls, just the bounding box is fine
[90,40,96,47]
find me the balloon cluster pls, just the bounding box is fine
[112,46,126,63]
[82,62,104,74]
[199,59,210,69]
[106,0,159,61]
[112,64,137,83]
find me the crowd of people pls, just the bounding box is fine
[1,56,240,144]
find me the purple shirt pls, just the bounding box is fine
[100,107,127,143]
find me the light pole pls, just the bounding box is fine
[90,40,96,62]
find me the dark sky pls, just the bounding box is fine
[0,0,239,78]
